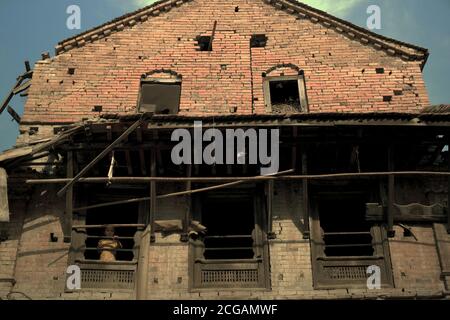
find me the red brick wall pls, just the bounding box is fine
[22,0,429,123]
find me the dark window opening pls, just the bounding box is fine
[250,34,268,48]
[202,196,255,260]
[318,195,374,257]
[196,36,212,51]
[138,81,181,114]
[84,203,139,262]
[269,79,301,113]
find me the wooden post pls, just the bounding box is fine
[387,145,396,237]
[291,127,298,172]
[150,144,157,243]
[208,21,217,51]
[267,180,275,239]
[182,165,192,242]
[302,150,310,239]
[64,151,74,243]
[136,223,151,300]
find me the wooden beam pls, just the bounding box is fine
[26,170,450,185]
[0,78,22,115]
[7,106,21,123]
[182,165,192,242]
[208,21,217,51]
[136,224,151,300]
[125,150,133,176]
[387,145,396,237]
[56,118,144,197]
[0,69,33,115]
[291,127,298,172]
[73,224,145,229]
[64,151,74,243]
[302,150,310,239]
[12,81,31,95]
[72,170,295,212]
[267,180,275,239]
[150,144,157,243]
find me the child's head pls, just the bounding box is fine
[104,225,115,237]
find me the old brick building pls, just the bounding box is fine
[0,0,449,300]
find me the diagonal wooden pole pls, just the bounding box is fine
[57,117,144,197]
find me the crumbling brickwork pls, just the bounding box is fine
[21,0,429,125]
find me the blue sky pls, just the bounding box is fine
[0,0,449,152]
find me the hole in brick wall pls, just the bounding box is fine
[68,68,75,75]
[139,81,181,114]
[389,71,393,75]
[29,127,39,135]
[50,233,58,243]
[235,6,239,12]
[329,52,332,56]
[92,105,103,112]
[383,96,393,102]
[269,79,301,112]
[376,68,385,74]
[178,37,181,41]
[362,69,365,73]
[394,90,403,96]
[250,34,268,48]
[196,36,212,51]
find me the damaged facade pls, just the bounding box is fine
[0,0,449,300]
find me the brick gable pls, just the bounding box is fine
[22,0,430,123]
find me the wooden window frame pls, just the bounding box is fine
[310,191,394,290]
[189,188,271,291]
[67,192,146,291]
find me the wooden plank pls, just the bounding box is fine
[56,118,143,197]
[0,168,9,222]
